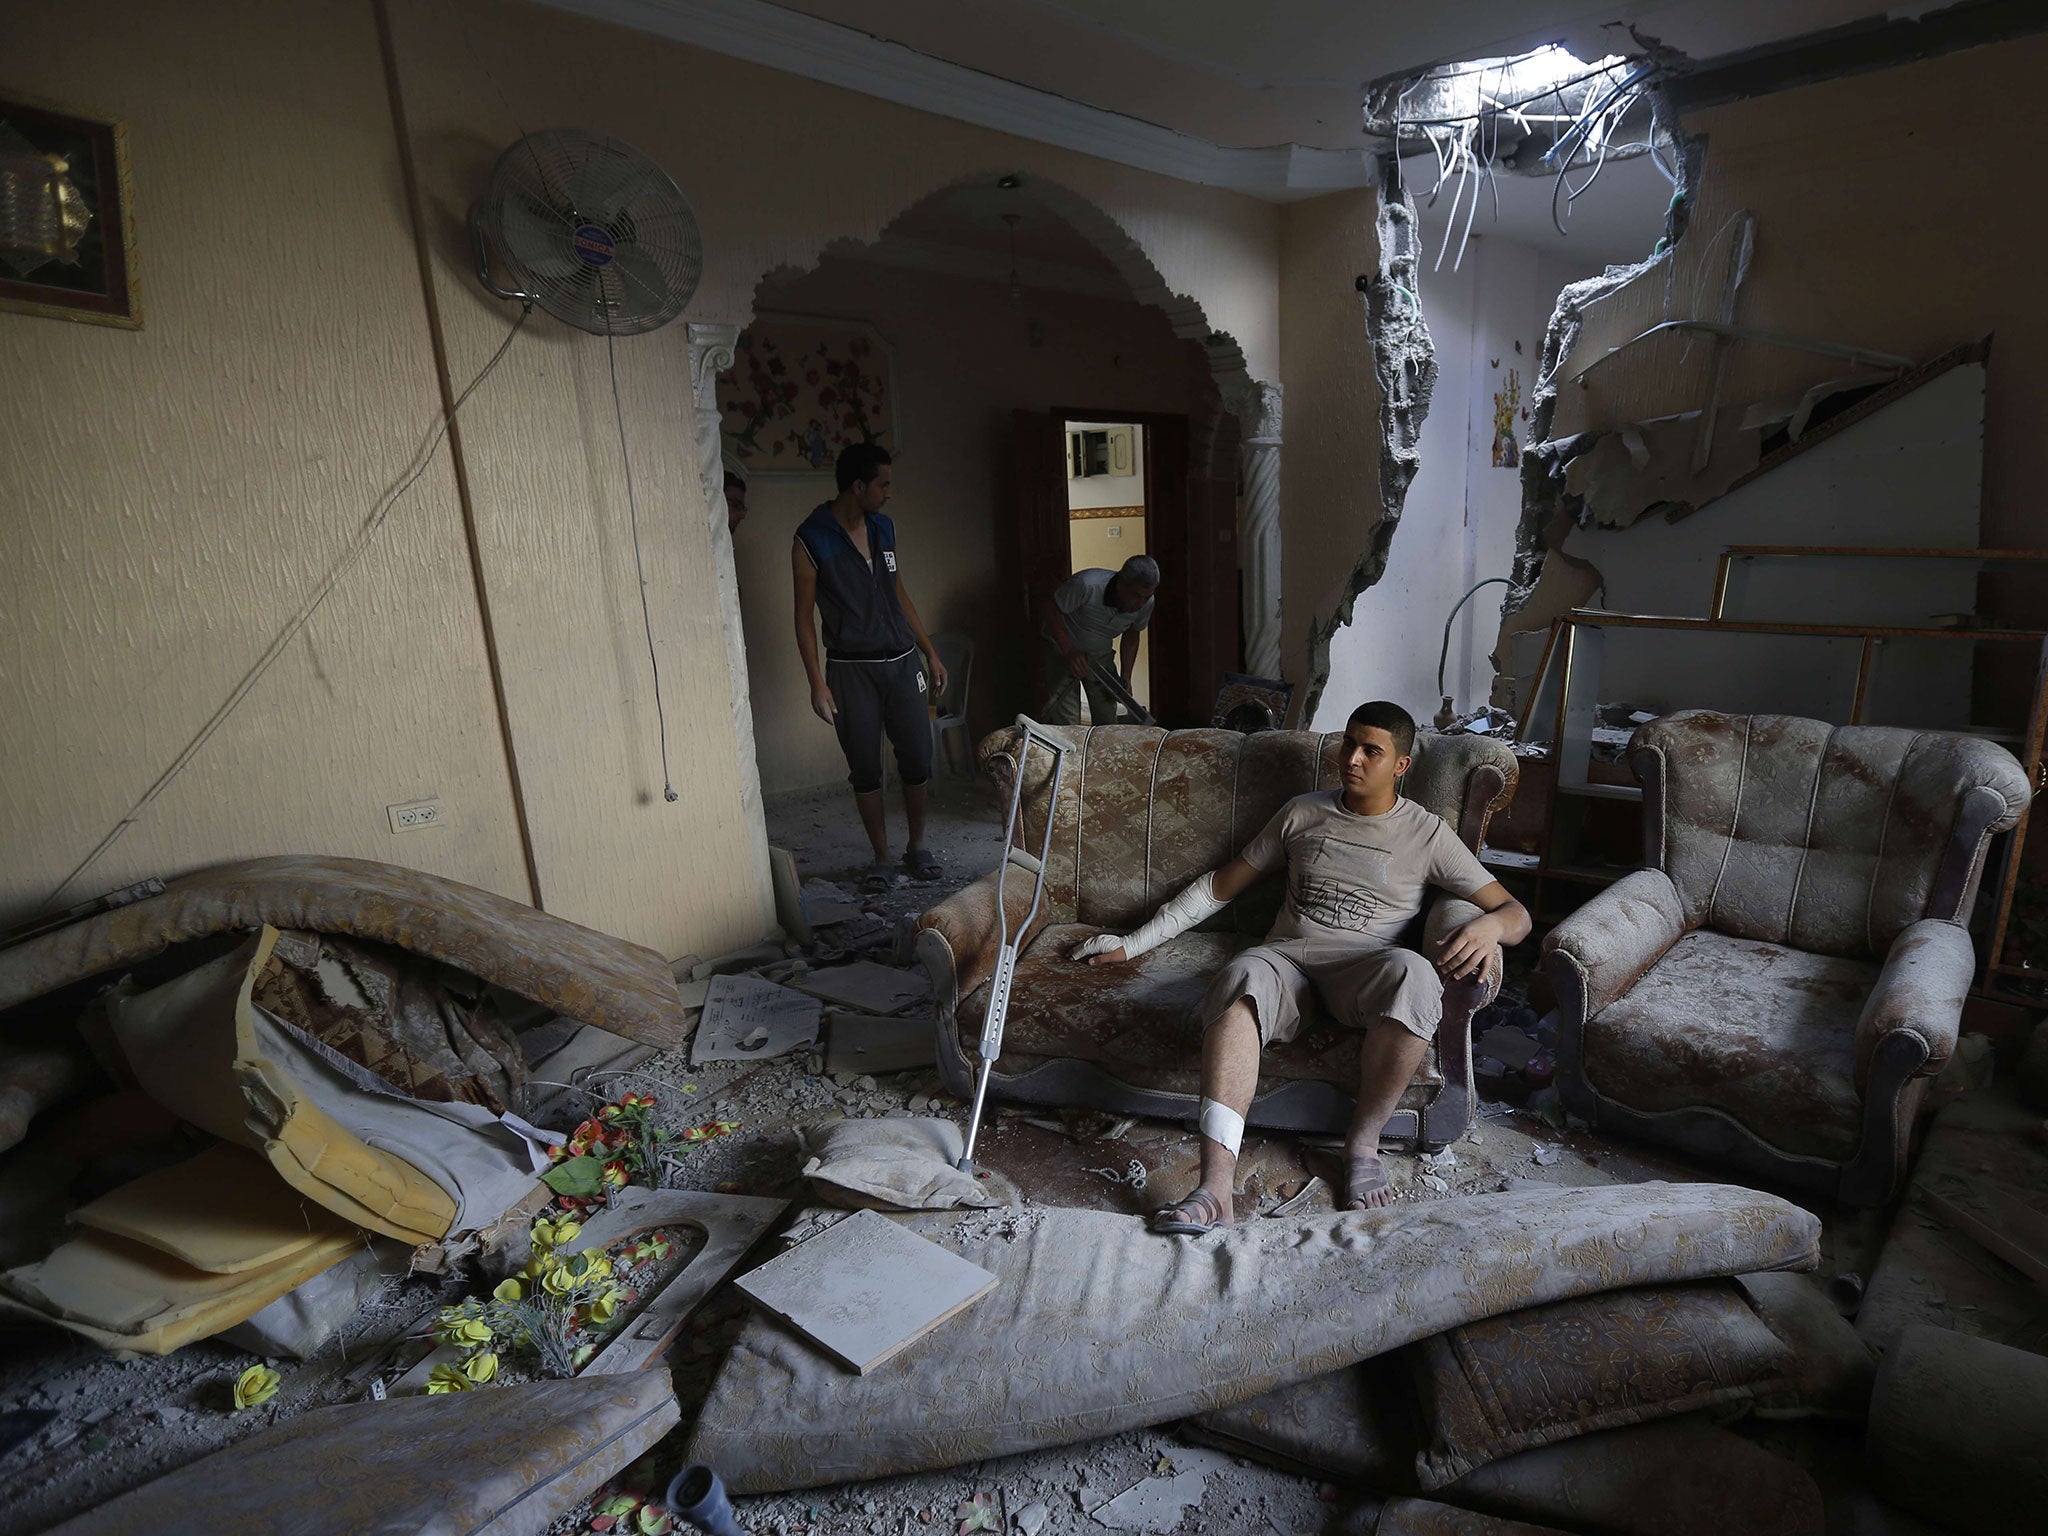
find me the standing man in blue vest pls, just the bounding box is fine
[792,444,949,889]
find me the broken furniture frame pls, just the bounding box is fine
[956,716,1067,1175]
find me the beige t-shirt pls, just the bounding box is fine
[1239,790,1492,945]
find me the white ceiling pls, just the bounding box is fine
[771,0,1901,149]
[537,0,1939,198]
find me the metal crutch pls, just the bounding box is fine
[957,717,1067,1175]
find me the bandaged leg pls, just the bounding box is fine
[1151,996,1261,1235]
[1198,1097,1244,1155]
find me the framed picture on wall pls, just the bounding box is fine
[718,315,895,476]
[0,96,141,329]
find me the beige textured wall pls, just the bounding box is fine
[0,0,530,929]
[1277,188,1380,713]
[421,0,1282,380]
[734,259,1213,792]
[6,0,1278,959]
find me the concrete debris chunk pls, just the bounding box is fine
[802,878,864,928]
[692,943,791,981]
[824,1009,937,1075]
[1474,1025,1542,1072]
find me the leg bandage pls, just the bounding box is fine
[1198,1097,1245,1156]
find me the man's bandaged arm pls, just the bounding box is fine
[1069,850,1271,961]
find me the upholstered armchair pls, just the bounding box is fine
[1544,711,2033,1207]
[915,724,1519,1150]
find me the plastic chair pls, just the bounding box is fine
[929,632,974,776]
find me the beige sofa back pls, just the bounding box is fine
[1630,711,2031,961]
[978,725,1518,936]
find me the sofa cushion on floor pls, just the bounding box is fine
[1582,931,1874,1163]
[959,924,1438,1104]
[1409,1280,1798,1488]
[686,1184,1819,1493]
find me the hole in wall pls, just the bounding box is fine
[1301,45,1696,728]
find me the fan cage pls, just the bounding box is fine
[478,129,702,336]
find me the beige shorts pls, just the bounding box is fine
[1198,938,1443,1045]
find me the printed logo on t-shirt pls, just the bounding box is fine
[1292,838,1393,931]
[883,550,897,572]
[916,670,927,694]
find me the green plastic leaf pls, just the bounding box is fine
[541,1155,604,1198]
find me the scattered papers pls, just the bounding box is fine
[691,975,821,1065]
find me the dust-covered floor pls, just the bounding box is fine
[0,771,1860,1536]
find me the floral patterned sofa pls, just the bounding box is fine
[1544,711,2033,1206]
[915,723,1519,1150]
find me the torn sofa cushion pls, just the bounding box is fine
[252,928,526,1112]
[797,1116,998,1210]
[1409,1279,1798,1489]
[686,1183,1818,1493]
[0,854,688,1047]
[1578,929,1873,1164]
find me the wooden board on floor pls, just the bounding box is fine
[734,1208,996,1374]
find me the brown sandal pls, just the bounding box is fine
[1150,1188,1230,1235]
[1343,1154,1395,1211]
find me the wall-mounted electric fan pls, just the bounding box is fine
[471,129,702,334]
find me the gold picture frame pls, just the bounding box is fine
[0,95,142,329]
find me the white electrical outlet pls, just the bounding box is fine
[387,799,443,833]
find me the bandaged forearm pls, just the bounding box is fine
[1070,871,1228,961]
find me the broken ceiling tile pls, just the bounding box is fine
[735,1207,996,1374]
[791,961,930,1016]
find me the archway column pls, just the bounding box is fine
[687,320,772,896]
[1231,378,1284,679]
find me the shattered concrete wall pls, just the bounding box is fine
[1496,33,2048,720]
[1295,171,1438,727]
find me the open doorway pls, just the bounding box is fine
[1061,418,1151,717]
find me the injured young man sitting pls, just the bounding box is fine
[1071,700,1531,1232]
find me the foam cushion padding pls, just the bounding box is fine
[71,1142,348,1274]
[0,1226,359,1354]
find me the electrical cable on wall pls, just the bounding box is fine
[604,306,680,803]
[40,306,535,914]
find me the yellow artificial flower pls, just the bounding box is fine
[426,1363,475,1394]
[532,1217,582,1253]
[462,1351,499,1383]
[586,1288,621,1324]
[576,1249,613,1282]
[233,1365,281,1410]
[539,1259,576,1297]
[451,1317,494,1346]
[493,1278,523,1303]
